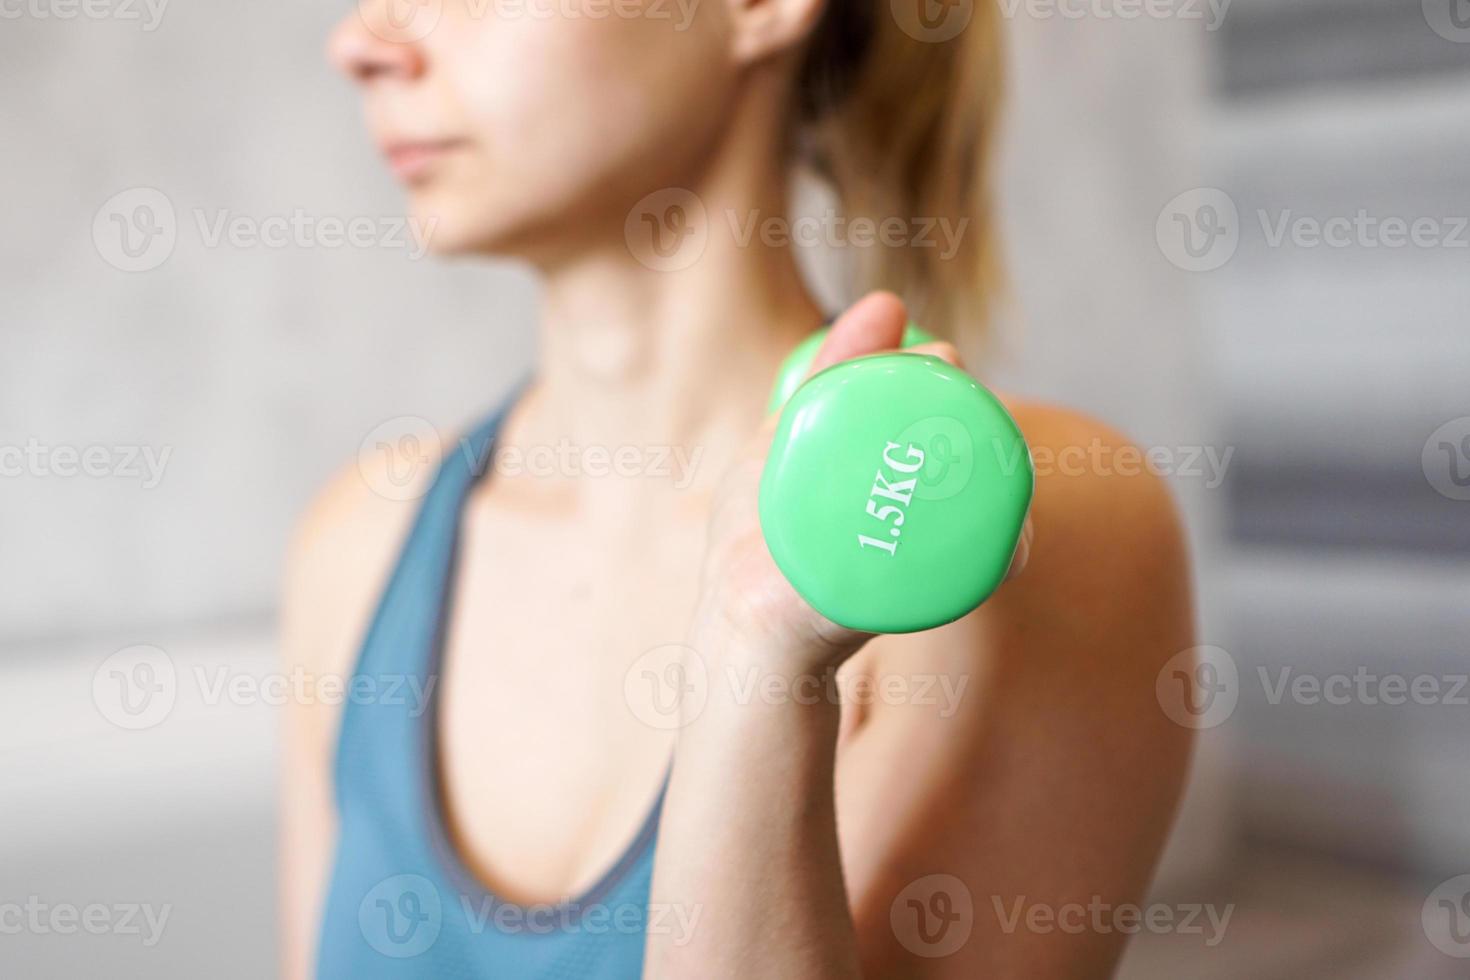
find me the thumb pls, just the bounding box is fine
[806,291,909,379]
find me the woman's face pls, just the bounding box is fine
[329,0,733,258]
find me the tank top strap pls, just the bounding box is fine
[331,389,521,827]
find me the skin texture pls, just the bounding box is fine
[283,1,1197,977]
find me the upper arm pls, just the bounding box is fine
[835,405,1196,978]
[277,461,423,980]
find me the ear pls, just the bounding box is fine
[724,0,828,65]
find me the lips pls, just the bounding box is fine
[379,138,466,182]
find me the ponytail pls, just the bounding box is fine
[792,2,1004,345]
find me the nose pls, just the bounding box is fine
[327,3,426,84]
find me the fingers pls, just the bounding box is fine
[1004,515,1033,582]
[909,336,1029,584]
[904,340,964,371]
[806,291,909,379]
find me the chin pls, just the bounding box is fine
[403,187,566,261]
[405,206,512,258]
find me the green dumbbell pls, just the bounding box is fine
[759,329,1034,633]
[766,324,937,414]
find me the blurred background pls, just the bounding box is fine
[2,0,1468,976]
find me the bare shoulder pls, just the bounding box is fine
[280,452,431,683]
[1007,397,1185,540]
[855,397,1194,714]
[1008,397,1185,552]
[991,396,1193,647]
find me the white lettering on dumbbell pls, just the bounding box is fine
[857,441,926,556]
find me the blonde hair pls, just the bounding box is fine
[792,3,1004,343]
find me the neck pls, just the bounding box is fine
[505,95,824,507]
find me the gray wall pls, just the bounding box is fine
[1207,0,1470,874]
[18,0,1469,976]
[0,0,537,646]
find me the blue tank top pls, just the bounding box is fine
[316,395,667,978]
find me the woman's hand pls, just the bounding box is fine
[689,291,1032,676]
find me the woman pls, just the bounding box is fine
[282,1,1195,977]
